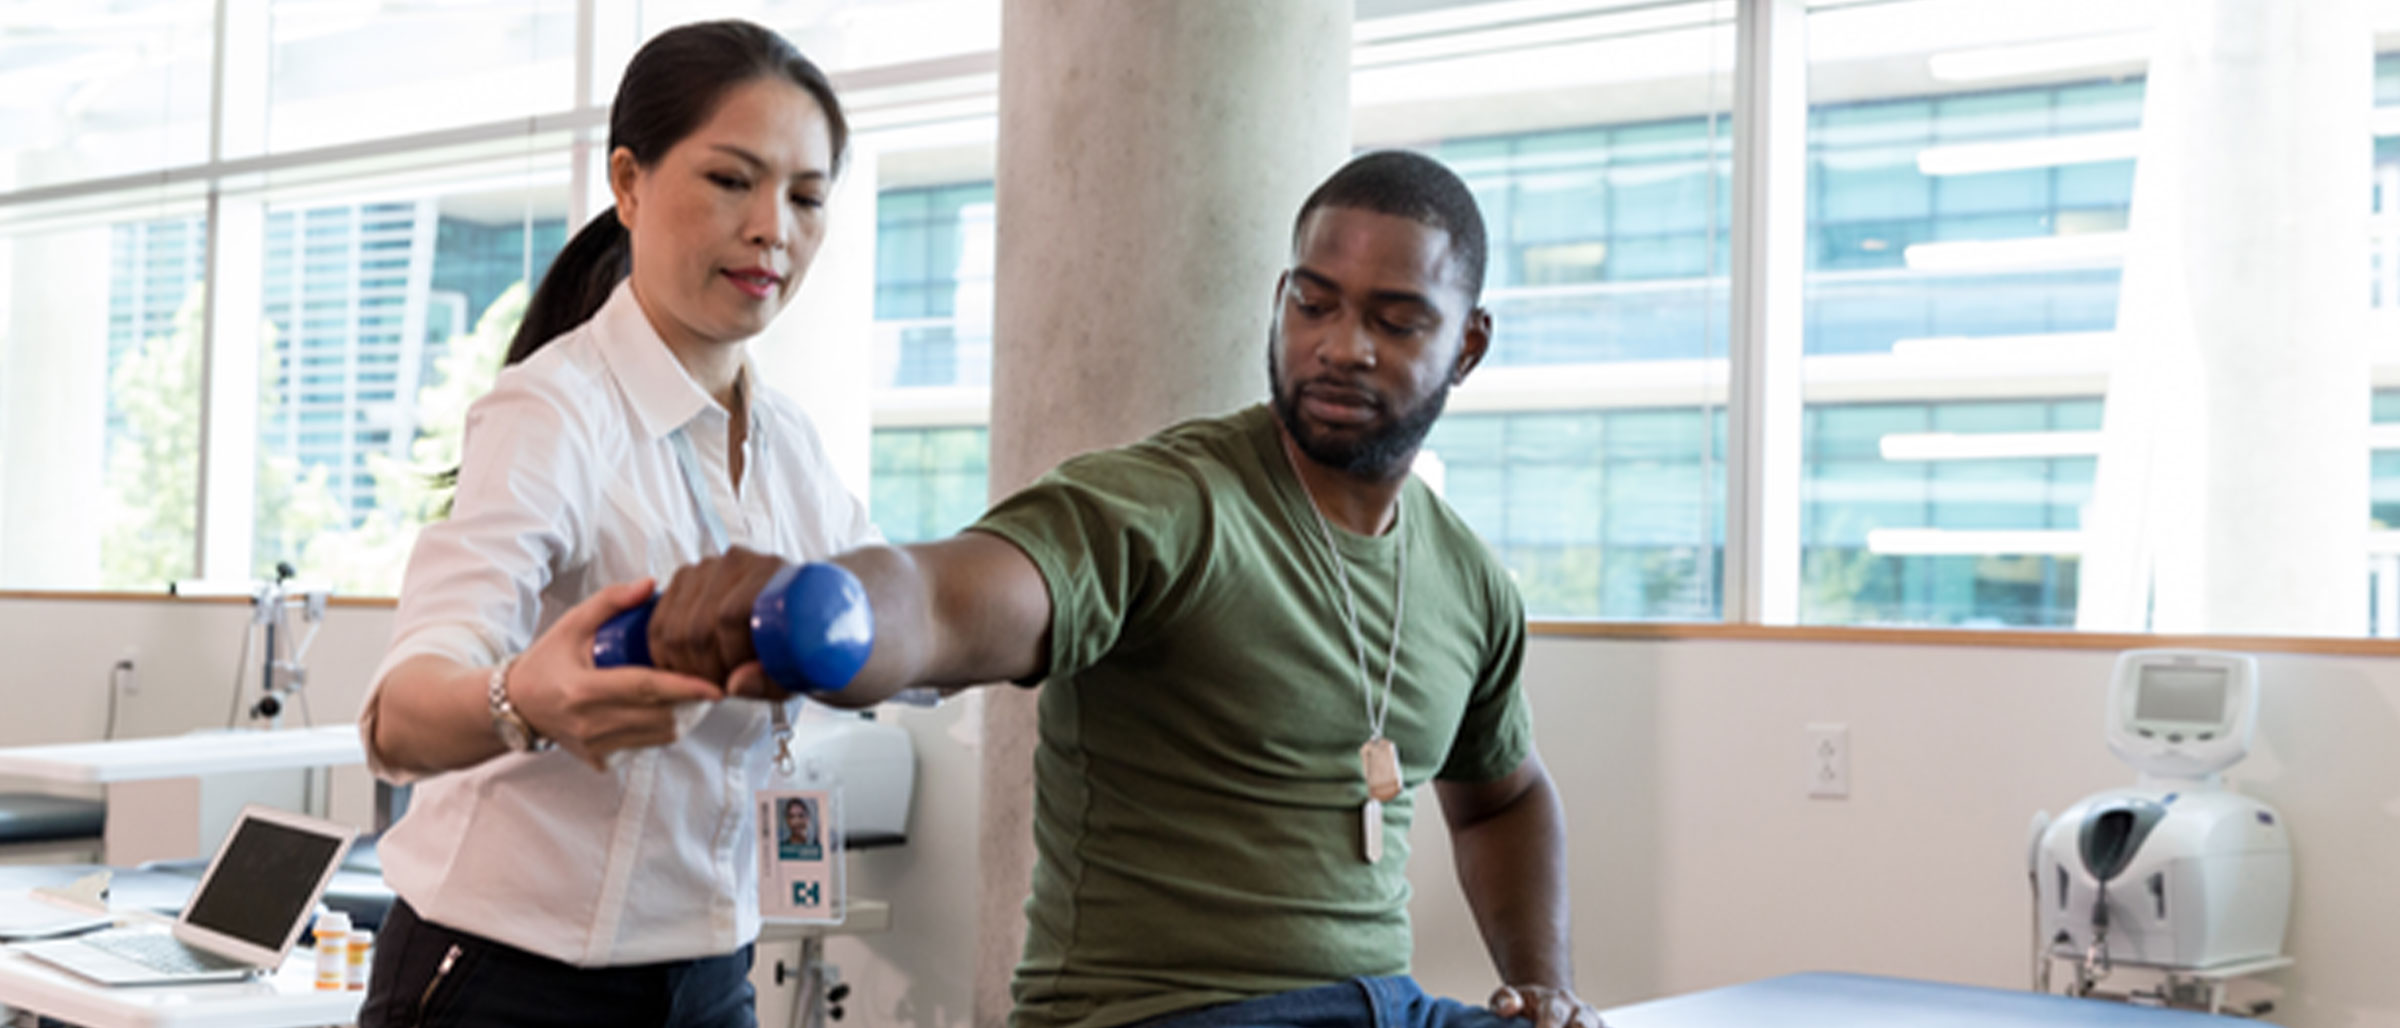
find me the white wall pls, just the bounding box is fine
[1405,636,2400,1028]
[0,597,392,825]
[5,598,2397,1026]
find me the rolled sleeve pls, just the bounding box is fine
[362,379,591,781]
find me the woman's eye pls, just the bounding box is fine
[707,172,747,190]
[790,193,825,210]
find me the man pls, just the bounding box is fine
[647,150,1602,1028]
[780,797,818,854]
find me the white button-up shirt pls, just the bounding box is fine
[362,280,875,966]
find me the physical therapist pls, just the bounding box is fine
[353,20,873,1028]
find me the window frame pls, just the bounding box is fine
[10,0,2397,653]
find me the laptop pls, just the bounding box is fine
[11,805,354,986]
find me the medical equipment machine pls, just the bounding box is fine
[782,706,915,847]
[213,562,332,729]
[2029,649,2291,1016]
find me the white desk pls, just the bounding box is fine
[0,946,358,1028]
[0,727,365,866]
[0,727,362,784]
[0,905,892,1028]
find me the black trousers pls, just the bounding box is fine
[358,899,757,1028]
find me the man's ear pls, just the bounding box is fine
[607,147,642,232]
[1451,306,1493,386]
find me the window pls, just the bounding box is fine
[858,1,1748,624]
[0,1,582,593]
[1794,65,2139,626]
[264,1,577,154]
[1369,0,1738,620]
[875,183,996,389]
[0,2,214,192]
[1792,0,2386,636]
[872,428,992,543]
[1427,409,1726,619]
[0,217,206,588]
[10,0,2394,640]
[251,185,568,594]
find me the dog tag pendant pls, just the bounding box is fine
[1360,737,1402,803]
[1362,799,1384,863]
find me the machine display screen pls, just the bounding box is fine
[2136,666,2229,724]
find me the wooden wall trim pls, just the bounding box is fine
[1529,620,2400,657]
[0,590,397,609]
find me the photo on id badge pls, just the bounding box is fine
[760,788,841,922]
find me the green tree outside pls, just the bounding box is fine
[282,281,525,594]
[101,282,526,594]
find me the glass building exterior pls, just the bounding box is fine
[867,61,2400,628]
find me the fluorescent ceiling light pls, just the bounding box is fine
[1353,21,1736,109]
[1354,0,1693,44]
[1889,331,2114,361]
[1878,431,2103,462]
[1917,130,2140,176]
[1927,31,2149,83]
[1865,529,2086,556]
[855,113,997,153]
[848,93,997,132]
[1355,3,1727,69]
[1903,232,2127,272]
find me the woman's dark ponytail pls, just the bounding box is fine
[505,208,631,365]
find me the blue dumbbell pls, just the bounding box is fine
[590,562,875,694]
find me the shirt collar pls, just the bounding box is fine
[594,279,762,440]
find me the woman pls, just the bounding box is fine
[356,20,871,1027]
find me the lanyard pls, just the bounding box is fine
[666,422,797,774]
[666,428,730,552]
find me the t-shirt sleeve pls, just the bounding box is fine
[967,444,1213,682]
[1436,569,1533,783]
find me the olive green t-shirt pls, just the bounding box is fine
[970,404,1533,1028]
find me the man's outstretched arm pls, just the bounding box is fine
[643,533,1052,706]
[1436,754,1605,1028]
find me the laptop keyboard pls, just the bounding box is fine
[80,931,251,974]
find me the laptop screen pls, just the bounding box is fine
[182,817,345,950]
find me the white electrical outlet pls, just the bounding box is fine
[1806,723,1848,799]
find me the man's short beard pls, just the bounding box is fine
[1267,337,1451,481]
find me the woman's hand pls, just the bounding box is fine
[508,578,728,771]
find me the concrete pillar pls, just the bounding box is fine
[2081,0,2371,635]
[975,2,1351,1023]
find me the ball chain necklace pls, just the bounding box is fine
[1280,431,1408,863]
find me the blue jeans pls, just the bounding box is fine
[1138,977,1519,1028]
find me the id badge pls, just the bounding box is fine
[758,786,844,923]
